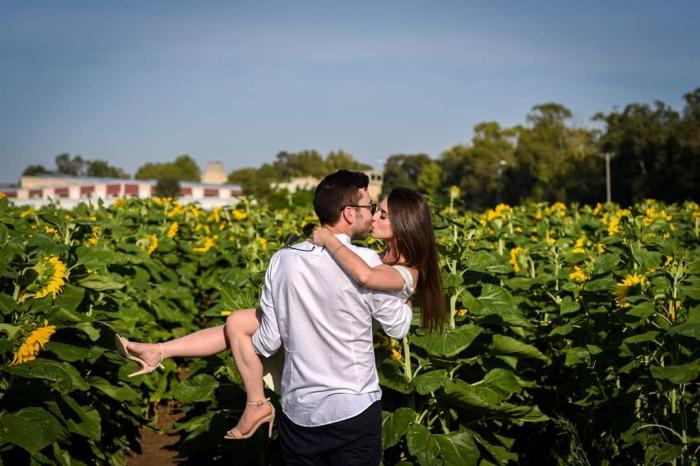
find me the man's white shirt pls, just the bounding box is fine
[252,234,412,427]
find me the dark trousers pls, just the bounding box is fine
[278,401,382,466]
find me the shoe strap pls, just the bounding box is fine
[246,398,271,406]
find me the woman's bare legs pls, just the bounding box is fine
[125,324,229,368]
[224,308,271,436]
[124,308,269,435]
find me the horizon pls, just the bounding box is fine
[1,0,698,184]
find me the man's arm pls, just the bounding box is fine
[252,254,282,357]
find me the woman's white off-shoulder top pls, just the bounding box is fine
[391,264,415,300]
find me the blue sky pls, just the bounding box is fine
[1,0,698,183]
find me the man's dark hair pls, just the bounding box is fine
[313,170,370,225]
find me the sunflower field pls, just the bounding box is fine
[0,192,699,465]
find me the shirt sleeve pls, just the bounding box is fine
[368,290,412,339]
[252,253,282,358]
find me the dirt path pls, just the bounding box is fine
[128,403,184,466]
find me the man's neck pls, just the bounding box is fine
[324,223,352,237]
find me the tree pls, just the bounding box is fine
[594,101,682,205]
[325,150,372,173]
[155,178,181,198]
[417,161,443,197]
[86,160,129,179]
[513,104,598,203]
[382,154,433,195]
[22,165,50,176]
[135,155,200,181]
[55,153,85,176]
[438,122,520,209]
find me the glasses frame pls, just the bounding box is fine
[340,203,377,215]
[285,222,318,252]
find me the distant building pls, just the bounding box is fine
[201,161,228,185]
[1,173,242,209]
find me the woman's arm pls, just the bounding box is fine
[310,227,407,292]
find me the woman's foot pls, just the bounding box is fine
[225,400,274,439]
[114,335,164,377]
[125,341,166,368]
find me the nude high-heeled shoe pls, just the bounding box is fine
[114,334,164,377]
[224,398,275,440]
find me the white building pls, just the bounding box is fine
[1,174,242,209]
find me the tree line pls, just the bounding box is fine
[22,87,700,209]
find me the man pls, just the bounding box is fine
[252,170,412,465]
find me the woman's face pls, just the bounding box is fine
[371,198,394,240]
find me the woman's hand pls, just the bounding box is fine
[310,226,334,247]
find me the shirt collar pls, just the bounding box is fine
[334,233,352,245]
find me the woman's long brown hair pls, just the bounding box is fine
[387,187,446,333]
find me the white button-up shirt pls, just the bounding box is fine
[252,234,412,427]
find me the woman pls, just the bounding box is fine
[115,187,445,440]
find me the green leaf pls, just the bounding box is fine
[77,273,124,291]
[559,296,580,315]
[378,360,414,394]
[593,254,620,274]
[413,369,449,395]
[88,376,140,402]
[584,276,616,292]
[650,361,700,384]
[625,301,656,321]
[61,395,102,441]
[75,247,143,269]
[631,247,662,270]
[443,380,547,422]
[666,322,700,340]
[490,334,548,361]
[406,423,439,466]
[1,359,89,394]
[549,323,575,336]
[54,284,85,313]
[381,408,416,448]
[46,341,104,362]
[172,374,219,403]
[623,331,659,344]
[0,407,65,454]
[412,324,482,358]
[564,347,589,366]
[433,431,480,466]
[482,368,522,397]
[478,285,517,313]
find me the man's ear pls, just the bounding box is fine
[340,206,355,225]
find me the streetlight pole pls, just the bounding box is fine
[598,152,616,203]
[604,152,612,203]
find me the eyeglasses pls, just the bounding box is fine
[285,222,318,252]
[340,203,377,215]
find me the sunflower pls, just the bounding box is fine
[232,209,247,221]
[27,256,68,301]
[11,321,56,365]
[193,237,215,254]
[167,222,179,239]
[569,266,588,282]
[615,273,649,308]
[147,234,158,255]
[509,247,524,273]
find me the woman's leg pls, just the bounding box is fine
[225,308,272,436]
[126,324,228,367]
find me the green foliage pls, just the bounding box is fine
[135,154,200,181]
[155,178,181,198]
[228,150,371,202]
[85,159,129,179]
[1,194,699,464]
